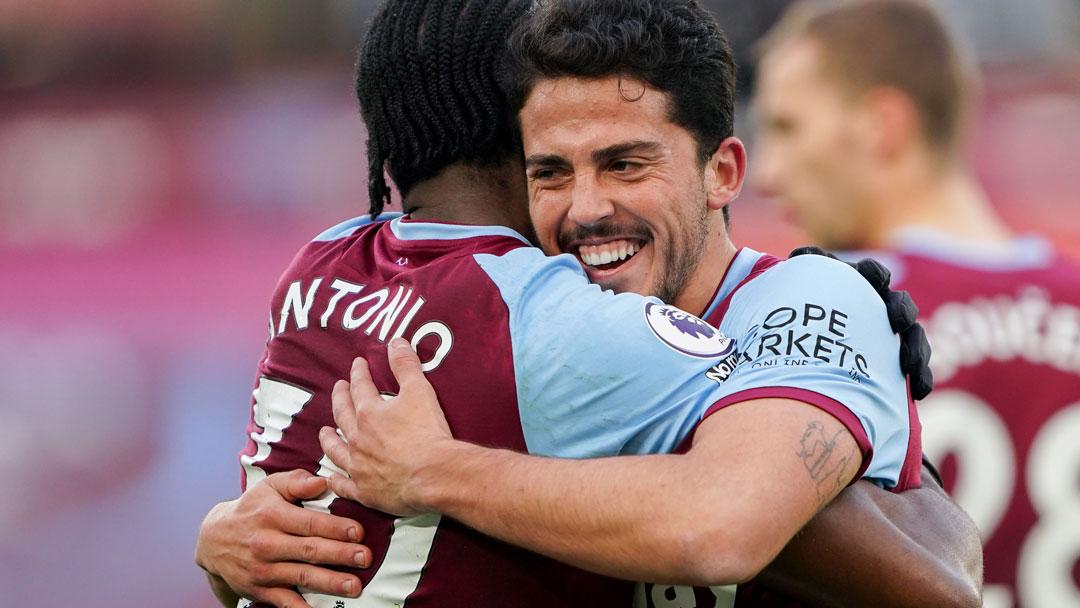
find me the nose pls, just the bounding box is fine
[567,174,615,227]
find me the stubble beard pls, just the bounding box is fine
[651,198,710,307]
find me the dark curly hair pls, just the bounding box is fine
[503,0,737,164]
[356,0,527,217]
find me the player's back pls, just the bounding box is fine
[867,232,1080,608]
[240,216,631,607]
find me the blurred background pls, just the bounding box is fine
[0,1,1076,606]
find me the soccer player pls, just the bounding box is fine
[752,1,1080,607]
[196,1,979,607]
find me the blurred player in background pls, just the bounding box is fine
[753,1,1080,607]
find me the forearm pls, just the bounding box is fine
[409,400,856,586]
[329,377,861,587]
[416,441,751,584]
[757,478,982,608]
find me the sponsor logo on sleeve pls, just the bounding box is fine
[746,303,870,382]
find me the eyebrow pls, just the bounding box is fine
[591,140,664,165]
[524,140,666,170]
[524,153,567,170]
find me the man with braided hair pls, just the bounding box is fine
[195,1,979,607]
[359,0,522,221]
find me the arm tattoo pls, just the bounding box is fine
[796,421,855,503]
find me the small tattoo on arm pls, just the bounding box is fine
[796,421,855,503]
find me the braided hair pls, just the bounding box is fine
[357,0,526,217]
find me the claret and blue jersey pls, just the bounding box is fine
[238,214,921,608]
[842,229,1080,608]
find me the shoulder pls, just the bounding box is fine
[721,254,896,372]
[474,246,582,275]
[739,254,883,312]
[473,248,592,303]
[272,220,374,287]
[284,214,398,273]
[765,253,868,285]
[311,212,402,242]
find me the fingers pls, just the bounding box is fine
[884,290,918,333]
[853,258,891,295]
[253,530,372,569]
[349,356,383,405]
[255,563,362,601]
[319,427,352,481]
[899,323,929,372]
[245,472,366,543]
[788,245,831,259]
[276,496,364,543]
[262,470,328,503]
[899,321,933,400]
[325,472,363,505]
[331,379,359,441]
[258,587,314,608]
[386,337,427,392]
[910,364,934,401]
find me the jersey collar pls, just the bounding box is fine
[889,227,1054,270]
[389,216,532,245]
[700,247,766,320]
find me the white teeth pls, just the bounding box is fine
[579,240,643,267]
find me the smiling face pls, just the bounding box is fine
[520,75,744,310]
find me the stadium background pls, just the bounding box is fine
[0,1,1075,606]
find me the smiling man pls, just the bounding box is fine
[195,1,980,607]
[523,83,734,318]
[317,0,980,605]
[317,10,923,598]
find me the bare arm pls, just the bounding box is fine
[321,344,861,585]
[757,466,983,608]
[195,471,370,608]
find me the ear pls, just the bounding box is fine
[704,136,748,211]
[861,86,921,161]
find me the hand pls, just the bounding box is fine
[789,246,934,399]
[195,470,370,608]
[320,338,456,517]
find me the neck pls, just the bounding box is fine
[673,211,738,316]
[866,160,1013,250]
[404,160,534,240]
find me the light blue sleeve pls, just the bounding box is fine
[716,255,911,487]
[474,248,738,459]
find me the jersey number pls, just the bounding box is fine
[241,376,441,608]
[633,583,736,608]
[921,390,1080,608]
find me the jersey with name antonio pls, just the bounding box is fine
[855,231,1080,608]
[240,216,914,608]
